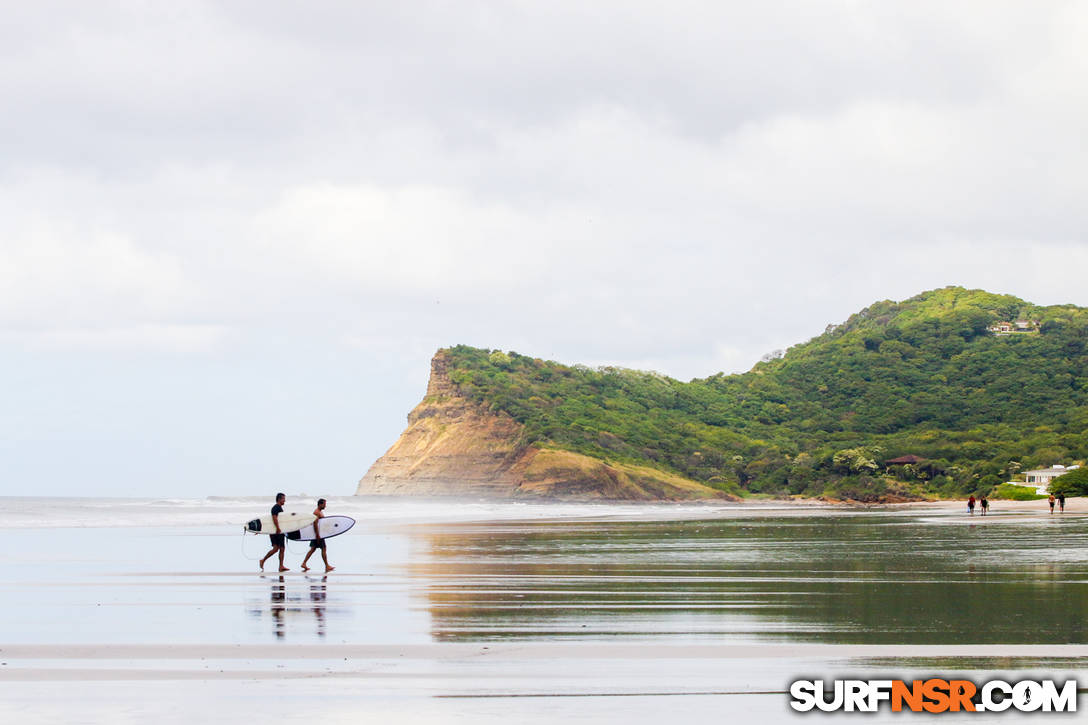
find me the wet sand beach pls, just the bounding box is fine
[0,496,1085,723]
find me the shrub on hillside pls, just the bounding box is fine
[1048,468,1088,496]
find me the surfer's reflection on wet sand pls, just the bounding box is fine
[251,575,328,639]
[270,575,286,639]
[309,575,327,637]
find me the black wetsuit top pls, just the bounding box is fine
[270,504,285,545]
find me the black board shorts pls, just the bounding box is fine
[309,539,326,549]
[270,533,285,547]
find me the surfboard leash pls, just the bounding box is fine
[239,529,263,561]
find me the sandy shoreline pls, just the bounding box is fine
[871,496,1085,513]
[5,642,1088,661]
[378,495,1088,528]
[0,494,1081,533]
[3,643,1084,702]
[2,501,1085,723]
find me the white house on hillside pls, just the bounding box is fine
[1018,465,1080,494]
[988,320,1039,334]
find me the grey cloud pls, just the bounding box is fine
[1,1,1049,176]
[3,1,1087,494]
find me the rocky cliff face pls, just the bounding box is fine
[356,352,734,501]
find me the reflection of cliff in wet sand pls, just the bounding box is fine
[357,352,732,501]
[412,516,1088,644]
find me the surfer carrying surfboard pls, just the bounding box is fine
[301,498,335,573]
[259,493,290,572]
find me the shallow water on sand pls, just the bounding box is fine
[0,497,1085,723]
[415,514,1088,645]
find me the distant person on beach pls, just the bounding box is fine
[301,498,335,573]
[1048,494,1056,514]
[260,493,290,572]
[1057,492,1065,513]
[967,495,976,515]
[980,496,989,516]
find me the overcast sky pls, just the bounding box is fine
[2,2,1086,497]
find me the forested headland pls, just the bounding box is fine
[438,287,1088,501]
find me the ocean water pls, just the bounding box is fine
[0,494,816,528]
[0,496,1085,723]
[2,496,1087,646]
[0,495,854,645]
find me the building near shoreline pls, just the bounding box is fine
[1018,465,1080,494]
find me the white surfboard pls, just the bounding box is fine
[286,515,355,541]
[245,511,316,535]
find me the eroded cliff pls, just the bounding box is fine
[356,352,733,501]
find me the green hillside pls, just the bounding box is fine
[442,287,1088,500]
